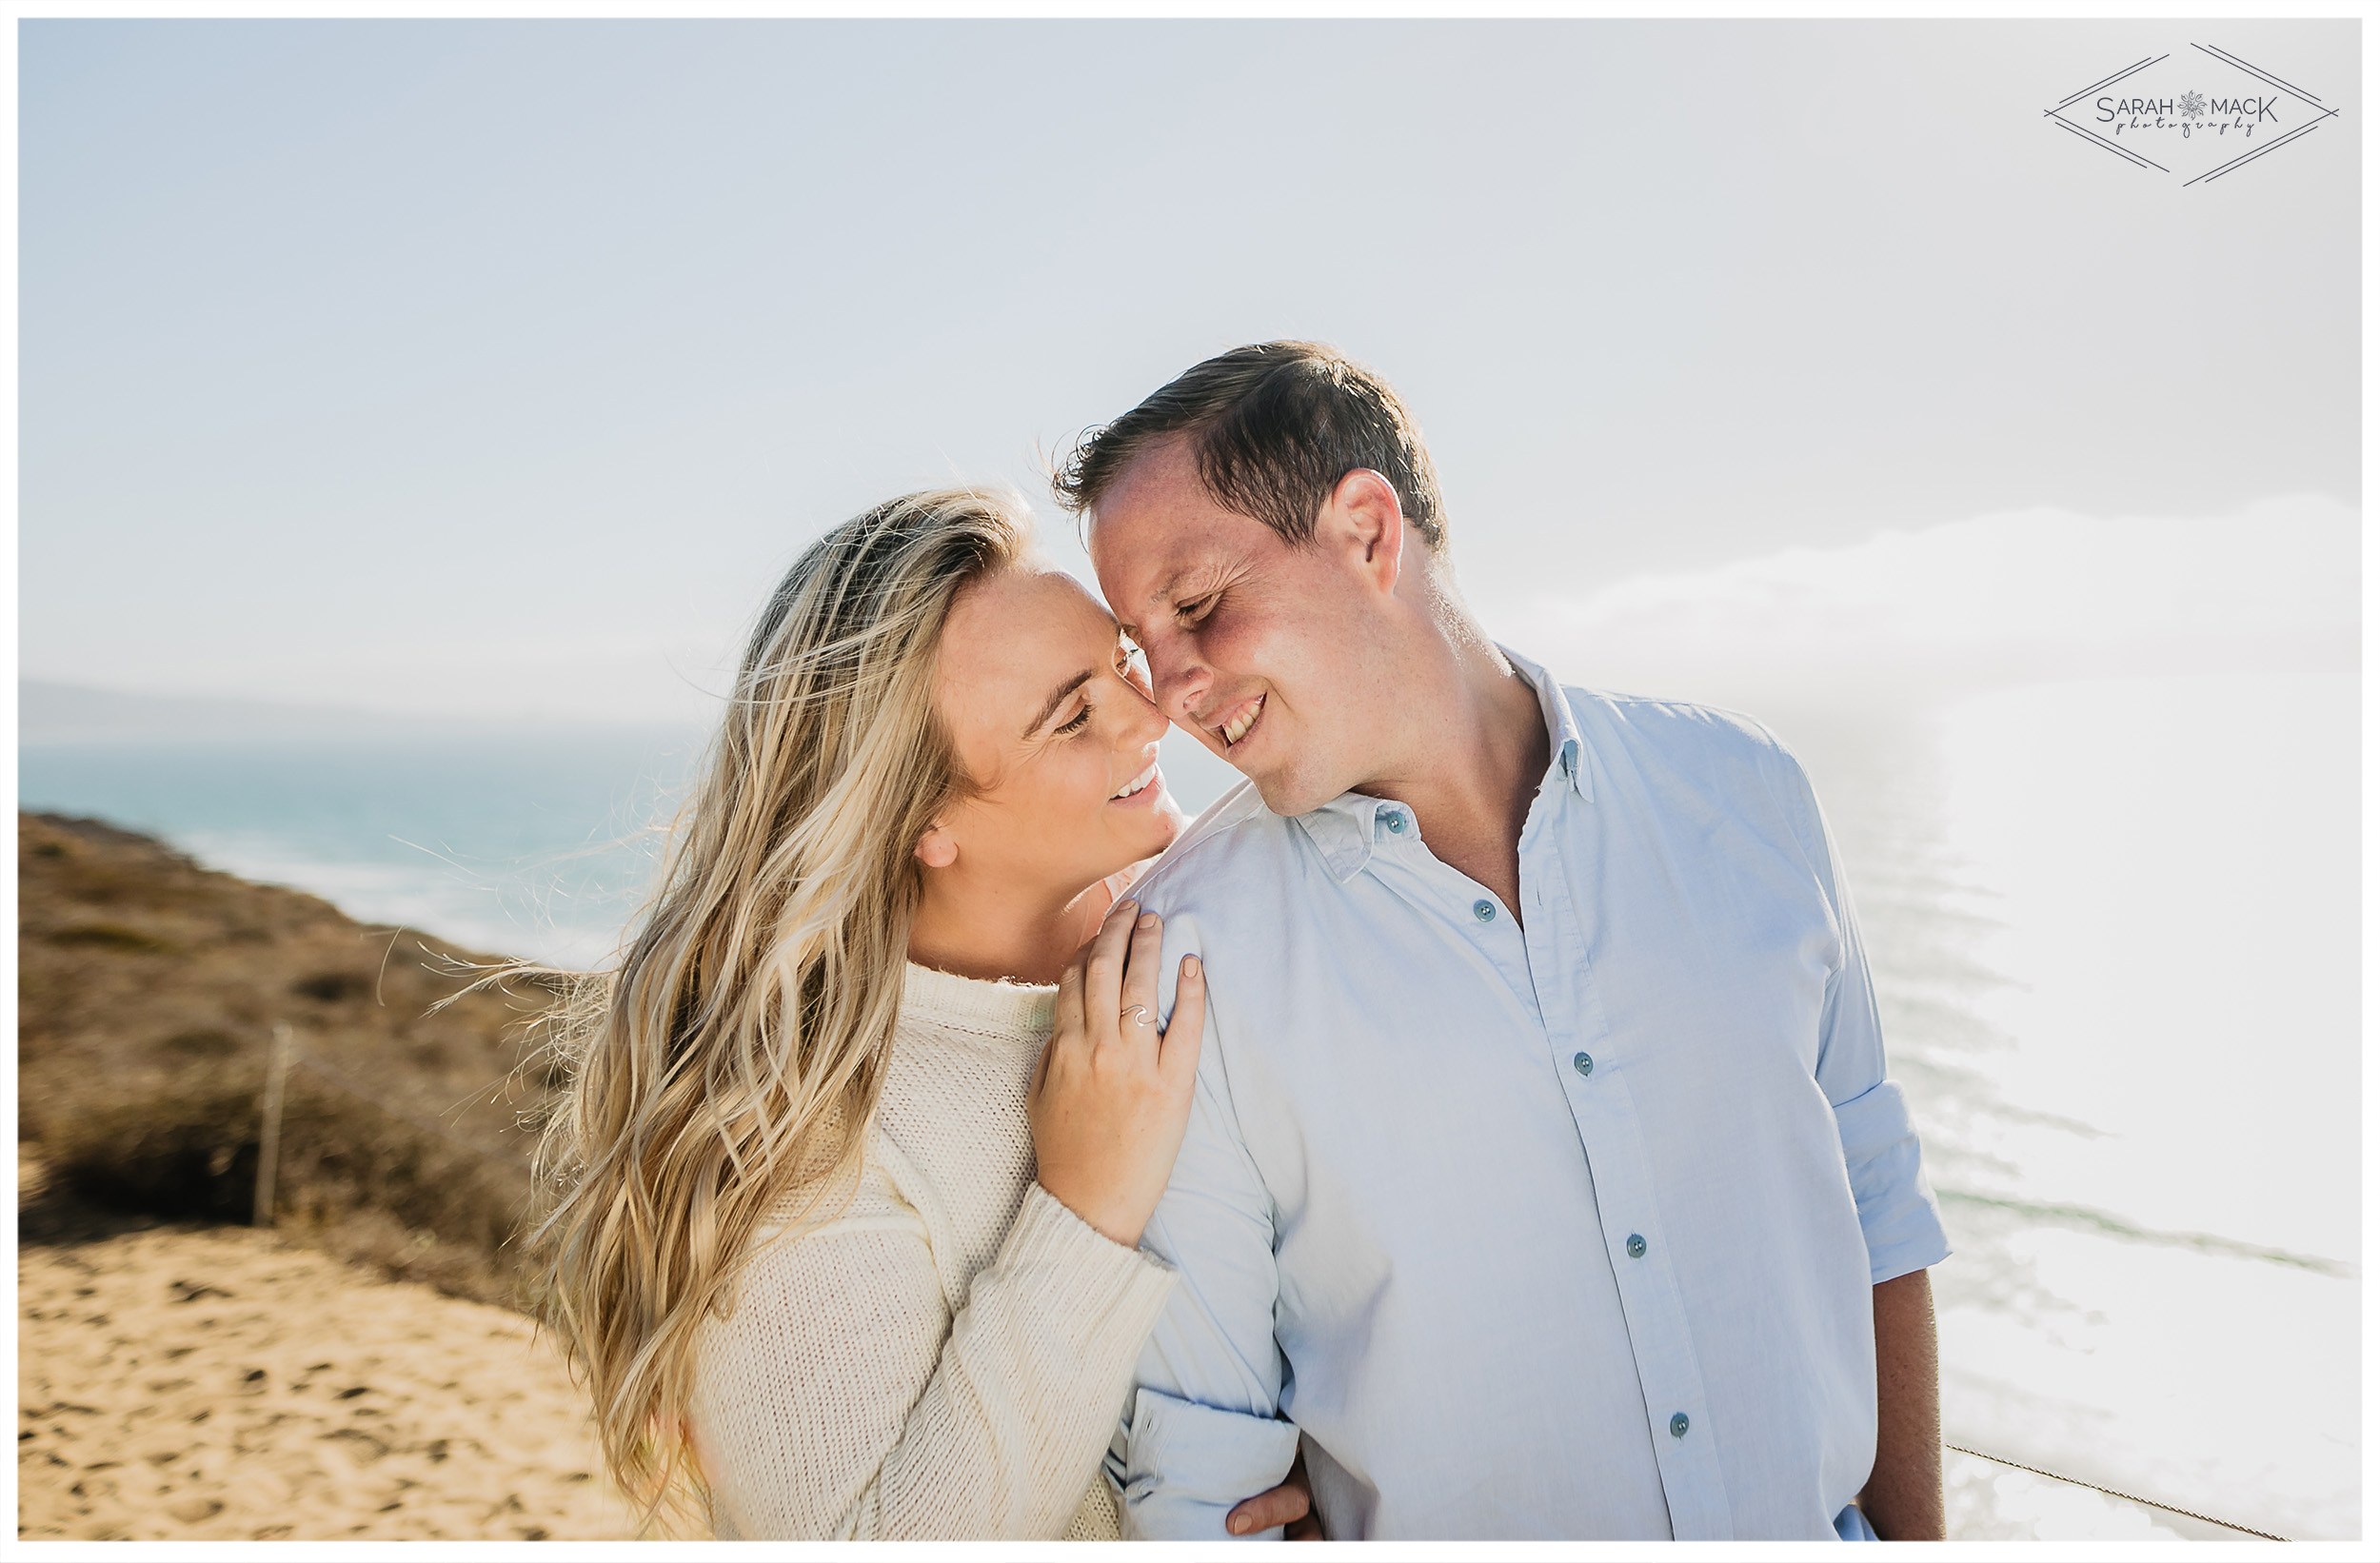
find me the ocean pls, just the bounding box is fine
[17,667,2358,1540]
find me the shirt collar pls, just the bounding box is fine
[1500,643,1592,804]
[1291,644,1591,883]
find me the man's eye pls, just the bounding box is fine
[1178,593,1219,625]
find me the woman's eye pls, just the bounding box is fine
[1054,703,1092,736]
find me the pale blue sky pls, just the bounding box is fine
[19,17,2360,722]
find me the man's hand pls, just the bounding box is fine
[1860,1268,1945,1539]
[1225,1449,1321,1538]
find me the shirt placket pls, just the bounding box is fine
[1371,805,1543,1030]
[1523,806,1735,1540]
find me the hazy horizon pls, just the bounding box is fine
[28,486,2354,749]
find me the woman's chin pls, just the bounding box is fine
[1129,777,1185,853]
[1084,784,1180,879]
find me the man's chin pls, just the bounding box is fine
[1247,768,1335,820]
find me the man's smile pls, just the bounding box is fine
[1210,693,1266,751]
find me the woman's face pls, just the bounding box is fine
[927,562,1180,894]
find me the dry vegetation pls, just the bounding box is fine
[17,810,562,1307]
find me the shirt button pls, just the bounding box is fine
[1573,1052,1594,1078]
[1384,812,1406,834]
[1626,1234,1647,1258]
[1472,899,1497,922]
[1670,1413,1691,1438]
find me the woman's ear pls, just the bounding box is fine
[915,821,959,870]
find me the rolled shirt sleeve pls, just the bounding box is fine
[1765,734,1954,1285]
[1118,1386,1302,1538]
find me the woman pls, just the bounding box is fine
[526,488,1309,1538]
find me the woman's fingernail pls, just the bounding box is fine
[1183,955,1202,978]
[1138,912,1159,929]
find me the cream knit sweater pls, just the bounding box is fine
[686,960,1178,1540]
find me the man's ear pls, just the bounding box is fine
[1320,467,1406,596]
[915,821,959,870]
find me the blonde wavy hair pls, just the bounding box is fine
[520,487,1030,1527]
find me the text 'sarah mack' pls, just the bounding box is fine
[2098,93,2282,136]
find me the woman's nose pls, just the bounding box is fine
[1123,681,1169,746]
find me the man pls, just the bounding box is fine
[1052,342,1951,1541]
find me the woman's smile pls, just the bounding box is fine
[1109,759,1165,809]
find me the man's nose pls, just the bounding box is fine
[1144,637,1210,727]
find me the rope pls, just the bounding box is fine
[1943,1442,2289,1542]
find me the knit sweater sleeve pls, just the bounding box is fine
[688,1160,1177,1540]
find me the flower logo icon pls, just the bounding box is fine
[2179,89,2207,119]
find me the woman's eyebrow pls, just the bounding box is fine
[1023,668,1096,739]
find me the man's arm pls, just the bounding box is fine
[1860,1269,1945,1539]
[1103,931,1302,1538]
[1758,733,1953,1534]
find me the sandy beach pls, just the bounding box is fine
[15,813,645,1542]
[19,1181,636,1541]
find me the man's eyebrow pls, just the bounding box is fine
[1024,668,1096,740]
[1110,564,1204,645]
[1124,567,1197,637]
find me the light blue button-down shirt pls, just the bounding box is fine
[1107,649,1950,1540]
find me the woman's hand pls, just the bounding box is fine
[1027,900,1205,1249]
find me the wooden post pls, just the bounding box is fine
[253,1022,294,1227]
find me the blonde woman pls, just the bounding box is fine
[527,489,1312,1539]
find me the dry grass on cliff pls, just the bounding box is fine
[17,810,564,1308]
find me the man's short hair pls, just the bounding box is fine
[1052,341,1447,554]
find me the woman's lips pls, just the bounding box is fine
[1109,760,1163,807]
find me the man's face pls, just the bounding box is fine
[1087,437,1399,818]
